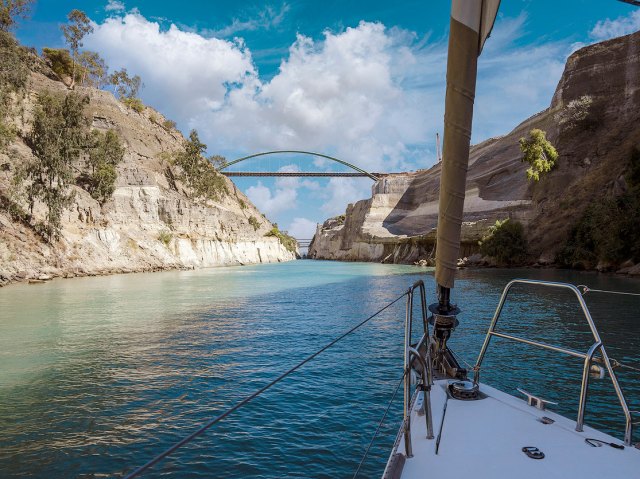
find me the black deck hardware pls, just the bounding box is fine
[585,438,625,449]
[522,446,545,459]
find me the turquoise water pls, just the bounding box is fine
[1,261,639,478]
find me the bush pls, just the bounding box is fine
[333,214,346,225]
[554,95,602,132]
[557,147,640,267]
[0,30,29,149]
[42,47,75,81]
[519,129,558,182]
[238,198,246,209]
[0,31,29,89]
[162,119,176,130]
[479,219,527,265]
[0,118,13,147]
[158,230,172,247]
[266,225,297,254]
[122,97,145,113]
[248,215,260,231]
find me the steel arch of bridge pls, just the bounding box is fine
[219,150,379,181]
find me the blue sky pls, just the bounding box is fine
[15,1,640,238]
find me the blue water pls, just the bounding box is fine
[1,261,639,478]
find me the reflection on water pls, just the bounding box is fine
[1,262,639,478]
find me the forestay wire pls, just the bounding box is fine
[122,291,408,479]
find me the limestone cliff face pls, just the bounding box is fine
[0,72,295,286]
[310,31,640,267]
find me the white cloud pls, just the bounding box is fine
[105,0,125,12]
[321,178,369,217]
[199,21,425,173]
[85,10,577,225]
[590,9,640,42]
[85,13,256,122]
[207,3,290,37]
[287,217,317,238]
[87,11,569,174]
[245,181,297,216]
[402,13,568,144]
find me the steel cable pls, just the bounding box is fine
[577,285,640,297]
[122,292,408,479]
[352,373,405,479]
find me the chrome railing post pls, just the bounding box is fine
[409,347,434,439]
[403,289,413,457]
[600,346,634,445]
[418,281,430,339]
[473,280,517,383]
[576,342,601,432]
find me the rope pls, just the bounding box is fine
[577,285,640,297]
[122,292,407,479]
[352,374,405,479]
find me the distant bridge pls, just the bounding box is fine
[219,150,387,181]
[296,238,313,248]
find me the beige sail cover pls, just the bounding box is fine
[435,0,500,289]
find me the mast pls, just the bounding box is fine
[433,0,500,313]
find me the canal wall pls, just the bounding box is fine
[310,30,640,274]
[0,67,295,287]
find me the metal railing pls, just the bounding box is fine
[403,280,434,457]
[473,279,634,446]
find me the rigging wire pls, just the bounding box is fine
[615,361,640,374]
[122,292,408,479]
[576,285,640,374]
[352,373,405,479]
[577,285,640,297]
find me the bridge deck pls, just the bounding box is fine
[222,172,389,177]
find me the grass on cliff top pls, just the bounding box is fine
[266,225,297,254]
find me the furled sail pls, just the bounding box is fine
[434,0,500,294]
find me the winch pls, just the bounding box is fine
[448,380,480,400]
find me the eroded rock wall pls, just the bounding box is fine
[310,31,640,267]
[0,72,295,286]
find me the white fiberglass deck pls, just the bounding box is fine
[396,379,640,479]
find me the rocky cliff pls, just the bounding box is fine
[310,30,640,271]
[0,67,296,286]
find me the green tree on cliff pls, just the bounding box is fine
[61,9,93,89]
[171,130,228,201]
[77,50,108,87]
[0,0,34,31]
[87,129,125,204]
[519,129,558,181]
[109,68,145,111]
[19,91,89,241]
[109,68,142,99]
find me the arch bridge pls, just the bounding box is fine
[218,150,393,181]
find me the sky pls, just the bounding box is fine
[14,1,640,239]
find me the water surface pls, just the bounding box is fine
[1,262,639,478]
